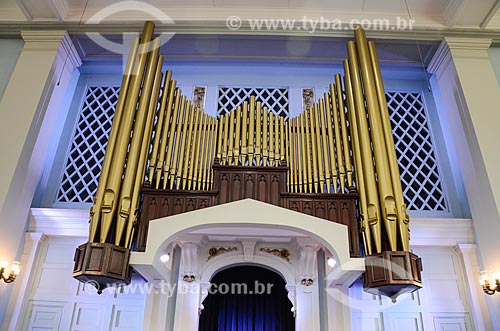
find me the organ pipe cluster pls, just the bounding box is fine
[87,21,410,256]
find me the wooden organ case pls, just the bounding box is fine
[72,21,423,301]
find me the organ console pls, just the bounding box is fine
[73,21,422,300]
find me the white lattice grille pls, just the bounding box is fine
[56,86,120,203]
[386,91,447,211]
[217,87,289,118]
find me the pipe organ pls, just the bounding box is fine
[73,21,422,300]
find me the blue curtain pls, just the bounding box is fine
[199,266,295,331]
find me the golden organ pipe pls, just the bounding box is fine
[242,102,248,165]
[170,95,187,190]
[162,89,182,190]
[98,22,154,243]
[269,112,275,165]
[156,80,177,189]
[125,58,164,248]
[228,109,235,164]
[280,116,285,163]
[302,112,312,193]
[355,28,397,251]
[368,41,409,251]
[234,106,242,165]
[335,75,349,191]
[330,82,346,193]
[216,113,223,161]
[324,92,338,193]
[344,59,372,255]
[114,37,160,246]
[299,115,307,193]
[255,102,262,165]
[188,110,202,190]
[335,74,354,190]
[285,120,292,190]
[293,118,301,193]
[348,41,382,253]
[319,98,332,193]
[200,116,212,190]
[222,113,229,165]
[209,120,218,189]
[248,96,256,165]
[182,106,196,190]
[311,104,321,193]
[176,100,192,189]
[275,114,280,165]
[193,114,207,189]
[262,107,269,165]
[148,70,172,186]
[89,37,140,242]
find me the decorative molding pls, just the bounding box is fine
[49,0,70,21]
[427,39,453,77]
[259,247,290,262]
[443,0,468,27]
[29,208,89,237]
[207,246,238,260]
[241,240,257,261]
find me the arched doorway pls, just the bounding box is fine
[199,265,295,331]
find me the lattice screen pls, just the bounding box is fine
[386,91,447,211]
[217,87,289,118]
[56,86,120,203]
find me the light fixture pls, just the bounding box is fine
[0,260,21,284]
[160,253,170,263]
[479,271,500,295]
[327,257,337,268]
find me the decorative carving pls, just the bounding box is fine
[259,247,290,262]
[302,87,315,111]
[207,247,238,260]
[193,85,207,110]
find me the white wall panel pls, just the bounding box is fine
[26,302,63,330]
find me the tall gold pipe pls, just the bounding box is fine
[269,112,275,165]
[234,106,242,165]
[241,101,248,166]
[147,70,172,187]
[155,79,177,189]
[125,57,164,248]
[193,114,207,190]
[324,91,338,193]
[280,116,285,164]
[216,113,223,161]
[222,113,229,165]
[348,41,382,253]
[188,110,202,190]
[89,37,139,242]
[275,114,280,166]
[286,120,292,191]
[312,104,322,193]
[336,74,354,190]
[115,37,160,245]
[355,28,397,251]
[262,107,269,166]
[248,97,256,165]
[209,119,218,189]
[303,112,313,193]
[98,22,154,243]
[228,109,235,165]
[344,59,372,255]
[368,41,409,251]
[176,100,192,189]
[170,95,187,190]
[162,89,182,190]
[319,98,332,193]
[330,82,346,193]
[255,102,262,165]
[182,106,196,189]
[295,118,303,193]
[200,116,211,190]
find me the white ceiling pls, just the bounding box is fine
[1,0,499,30]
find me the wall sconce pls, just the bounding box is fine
[479,271,500,295]
[0,260,21,284]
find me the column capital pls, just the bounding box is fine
[428,37,492,76]
[20,30,82,68]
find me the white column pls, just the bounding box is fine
[0,30,81,320]
[0,233,48,331]
[454,244,492,331]
[428,37,500,330]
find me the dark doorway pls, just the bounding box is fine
[198,265,295,331]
